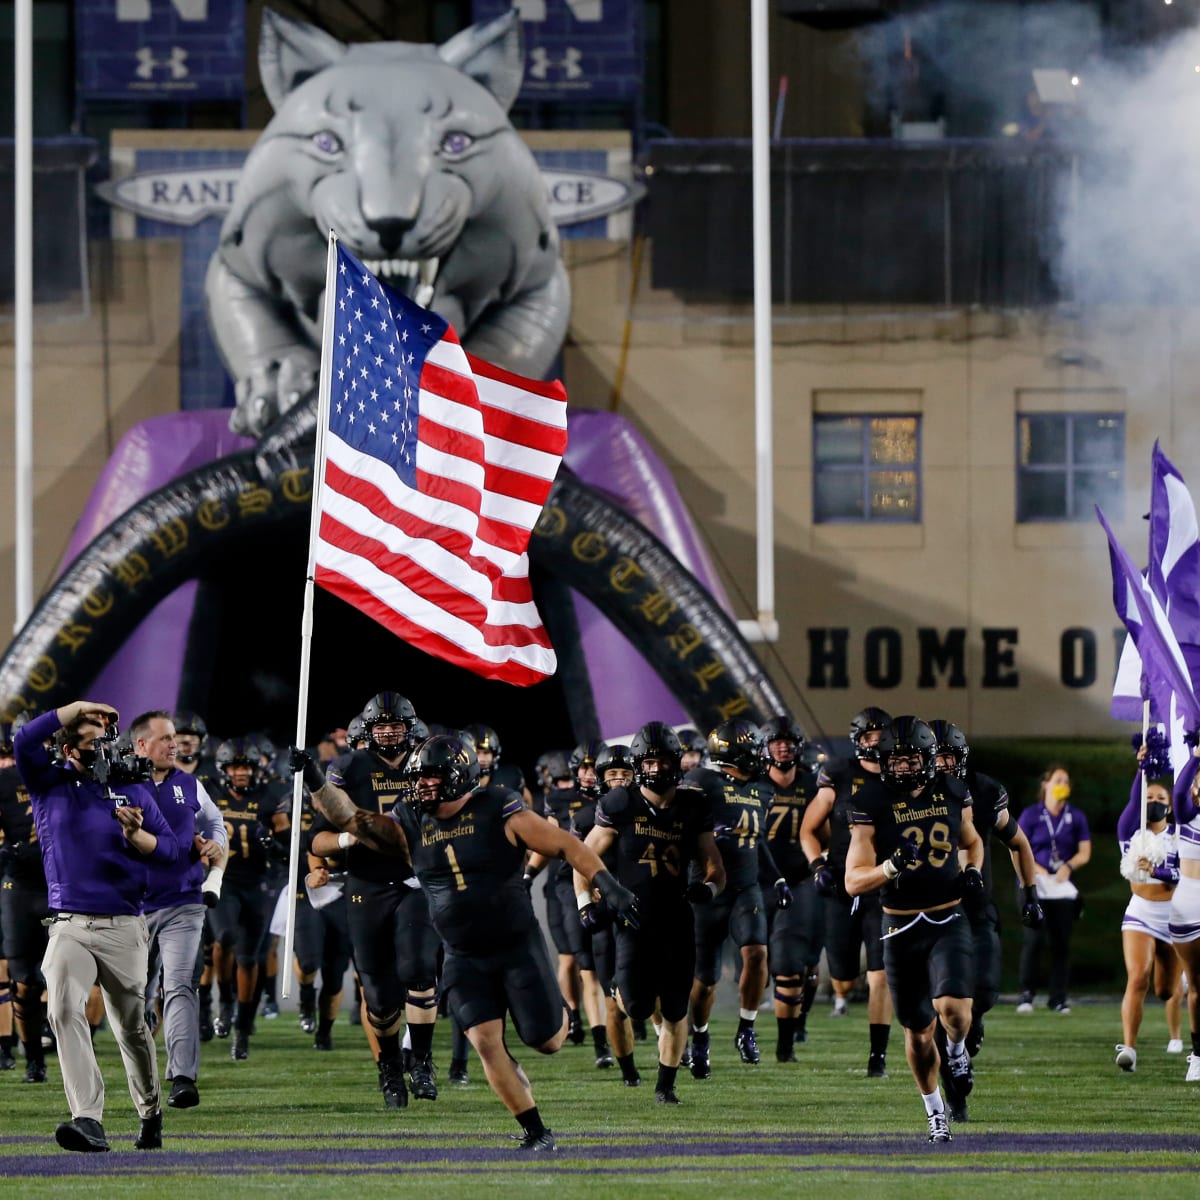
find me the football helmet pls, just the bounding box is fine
[538,749,572,787]
[878,716,937,791]
[346,714,367,749]
[927,719,969,780]
[629,722,683,794]
[759,715,804,770]
[706,719,762,775]
[412,734,480,811]
[172,710,208,765]
[461,724,501,764]
[361,692,417,756]
[216,737,266,792]
[797,740,829,783]
[595,743,635,793]
[849,707,893,763]
[569,739,607,798]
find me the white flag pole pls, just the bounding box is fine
[281,230,339,999]
[1137,698,1151,883]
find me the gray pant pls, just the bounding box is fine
[146,903,205,1082]
[42,913,159,1122]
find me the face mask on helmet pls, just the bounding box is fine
[413,735,480,812]
[759,716,804,771]
[216,739,265,792]
[630,723,683,795]
[570,740,607,798]
[172,711,208,765]
[879,717,937,792]
[361,691,417,756]
[928,720,969,780]
[706,720,761,775]
[850,707,893,763]
[596,743,635,794]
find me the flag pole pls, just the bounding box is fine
[1137,698,1151,883]
[281,230,339,999]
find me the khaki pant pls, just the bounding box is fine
[42,913,160,1121]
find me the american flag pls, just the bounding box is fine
[312,242,566,685]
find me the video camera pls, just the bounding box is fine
[92,724,154,789]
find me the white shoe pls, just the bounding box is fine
[1186,1054,1200,1083]
[1115,1044,1136,1072]
[1167,1039,1184,1054]
[1016,1001,1034,1014]
[831,1000,848,1018]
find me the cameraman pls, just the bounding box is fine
[131,711,226,1110]
[14,701,178,1154]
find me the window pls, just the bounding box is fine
[1016,413,1124,522]
[813,415,921,523]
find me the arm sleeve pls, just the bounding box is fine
[195,782,227,847]
[13,710,62,793]
[1116,775,1142,846]
[1174,753,1200,825]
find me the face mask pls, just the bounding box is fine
[1049,783,1070,803]
[1146,802,1170,824]
[74,747,97,771]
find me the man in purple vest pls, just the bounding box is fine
[14,700,178,1154]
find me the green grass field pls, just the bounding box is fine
[2,996,1197,1197]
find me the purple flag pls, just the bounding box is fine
[1099,506,1200,731]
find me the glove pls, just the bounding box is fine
[0,842,16,872]
[289,745,327,792]
[886,838,920,875]
[522,873,535,892]
[254,825,289,865]
[813,865,838,897]
[712,824,734,845]
[578,902,611,933]
[773,878,793,910]
[1021,884,1044,929]
[592,869,640,931]
[958,865,987,916]
[685,880,717,905]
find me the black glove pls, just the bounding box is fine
[0,842,17,872]
[203,889,220,910]
[958,865,987,915]
[578,902,610,934]
[887,837,920,874]
[522,872,536,892]
[773,878,793,910]
[685,880,716,905]
[254,825,289,865]
[592,869,640,931]
[289,746,327,792]
[1021,884,1045,929]
[808,857,838,897]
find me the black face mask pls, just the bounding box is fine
[74,747,97,771]
[1146,802,1170,824]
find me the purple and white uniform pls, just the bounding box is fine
[1168,754,1200,943]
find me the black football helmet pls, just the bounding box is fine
[569,739,607,797]
[346,714,367,749]
[361,692,417,756]
[408,717,430,746]
[706,719,762,775]
[759,715,804,770]
[216,736,266,792]
[172,710,208,765]
[629,722,683,794]
[927,719,969,780]
[849,707,893,762]
[796,740,829,783]
[595,743,635,793]
[412,734,480,811]
[538,749,572,788]
[878,716,937,791]
[461,724,501,764]
[0,722,14,757]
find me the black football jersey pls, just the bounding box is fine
[685,766,774,890]
[543,786,590,882]
[850,773,973,910]
[211,780,289,879]
[761,772,818,887]
[0,764,45,886]
[595,783,714,913]
[393,783,534,954]
[965,768,1009,891]
[319,749,419,885]
[817,759,879,876]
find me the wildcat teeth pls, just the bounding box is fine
[362,258,426,278]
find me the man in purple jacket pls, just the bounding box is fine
[15,700,178,1154]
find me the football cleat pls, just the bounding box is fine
[867,1053,888,1079]
[831,998,848,1018]
[299,1008,317,1035]
[448,1059,469,1085]
[927,1112,952,1143]
[380,1058,409,1109]
[313,1030,333,1052]
[794,1024,808,1044]
[596,1048,615,1069]
[23,1060,47,1084]
[231,1032,249,1061]
[0,1046,15,1071]
[511,1129,557,1152]
[776,1045,798,1064]
[689,1046,711,1080]
[679,1044,693,1069]
[567,1011,585,1045]
[1186,1053,1200,1083]
[261,997,279,1020]
[1015,992,1034,1014]
[655,1089,681,1105]
[1050,1002,1071,1015]
[409,1055,438,1101]
[622,1071,642,1087]
[944,1050,974,1099]
[1115,1044,1137,1072]
[735,1026,761,1065]
[213,1004,233,1039]
[946,1094,968,1123]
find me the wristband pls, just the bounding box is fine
[576,890,593,911]
[882,859,900,881]
[337,831,353,850]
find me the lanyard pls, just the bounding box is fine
[1041,805,1071,866]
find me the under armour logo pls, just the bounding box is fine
[563,47,583,80]
[135,45,189,80]
[528,46,585,82]
[351,894,363,903]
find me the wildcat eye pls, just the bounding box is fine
[312,130,343,155]
[440,131,473,156]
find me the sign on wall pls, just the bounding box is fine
[75,0,245,102]
[472,0,643,102]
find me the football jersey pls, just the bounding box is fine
[685,766,775,890]
[0,764,44,887]
[210,779,289,879]
[762,771,819,886]
[965,768,1009,890]
[817,759,879,876]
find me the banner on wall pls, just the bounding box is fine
[472,0,643,102]
[76,0,245,102]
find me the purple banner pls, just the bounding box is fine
[473,0,643,102]
[76,0,245,102]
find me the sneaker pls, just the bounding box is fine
[134,1111,163,1151]
[23,1061,47,1084]
[655,1088,681,1104]
[261,998,279,1020]
[511,1129,557,1152]
[595,1048,615,1069]
[380,1058,409,1109]
[735,1026,761,1065]
[1167,1039,1184,1054]
[944,1050,974,1100]
[448,1059,469,1085]
[966,1018,985,1059]
[55,1117,109,1153]
[1015,992,1034,1014]
[231,1032,249,1061]
[299,1008,317,1035]
[313,1030,333,1052]
[1115,1044,1137,1072]
[927,1111,952,1143]
[867,1053,888,1079]
[831,998,848,1018]
[567,1011,585,1045]
[1050,1002,1071,1015]
[167,1076,200,1108]
[409,1054,438,1101]
[213,1004,233,1039]
[1186,1053,1200,1083]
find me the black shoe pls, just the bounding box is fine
[23,1060,47,1084]
[231,1032,249,1061]
[198,1008,214,1043]
[867,1053,888,1079]
[776,1046,798,1064]
[690,1046,711,1080]
[595,1048,615,1069]
[0,1047,16,1070]
[947,1094,969,1123]
[655,1088,681,1105]
[409,1055,438,1101]
[944,1050,974,1100]
[927,1112,952,1143]
[55,1117,109,1153]
[622,1072,642,1087]
[313,1030,333,1051]
[299,1008,317,1035]
[511,1129,557,1152]
[134,1111,163,1150]
[380,1058,409,1109]
[567,1012,585,1045]
[213,1004,232,1039]
[735,1026,761,1065]
[167,1076,199,1109]
[794,1024,808,1045]
[448,1058,469,1084]
[261,998,279,1020]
